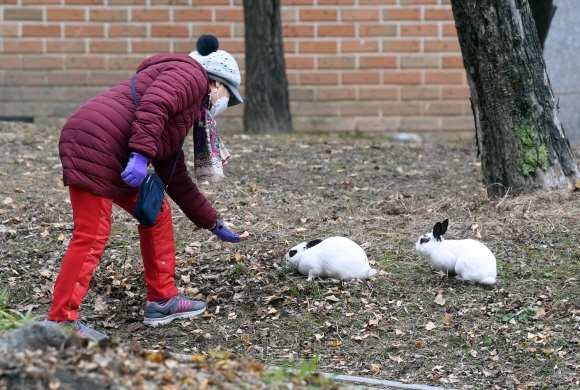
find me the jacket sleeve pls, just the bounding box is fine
[128,64,207,159]
[153,152,217,229]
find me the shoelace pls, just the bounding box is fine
[175,294,192,312]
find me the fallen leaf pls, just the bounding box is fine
[241,334,249,343]
[395,328,405,336]
[295,227,307,232]
[425,322,437,330]
[2,197,12,205]
[370,364,380,373]
[325,295,340,302]
[314,333,324,340]
[442,313,453,324]
[389,355,403,363]
[434,294,445,306]
[535,307,546,317]
[40,269,51,278]
[181,274,190,283]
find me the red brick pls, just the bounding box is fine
[300,72,339,85]
[400,55,439,69]
[151,0,187,4]
[47,40,86,53]
[151,25,189,38]
[317,24,354,37]
[400,117,440,132]
[108,24,147,38]
[216,39,245,53]
[192,24,231,37]
[131,8,169,21]
[342,71,380,84]
[65,25,104,37]
[0,24,19,37]
[359,24,396,37]
[108,55,146,70]
[423,101,464,116]
[318,56,355,69]
[424,40,461,52]
[32,55,69,68]
[283,40,297,54]
[0,0,18,4]
[0,56,20,69]
[424,8,454,20]
[285,56,315,69]
[401,86,440,100]
[47,71,88,85]
[282,0,313,4]
[359,87,397,101]
[108,0,146,4]
[65,0,104,4]
[90,40,128,54]
[215,8,244,22]
[66,55,106,69]
[341,39,379,53]
[299,9,337,21]
[286,71,298,86]
[401,24,438,36]
[400,0,438,4]
[317,87,356,101]
[90,9,129,22]
[319,0,354,4]
[281,8,297,23]
[360,55,397,69]
[3,40,43,53]
[341,102,381,116]
[192,0,228,4]
[383,8,420,20]
[22,24,61,37]
[425,71,464,84]
[283,25,315,37]
[359,0,395,4]
[89,71,132,86]
[174,41,197,54]
[23,0,60,4]
[47,8,86,21]
[173,8,211,21]
[4,8,43,20]
[383,71,421,84]
[341,8,379,21]
[300,41,337,54]
[383,39,421,52]
[5,72,45,86]
[131,40,170,53]
[296,101,340,116]
[233,23,244,38]
[382,102,422,116]
[289,87,315,101]
[442,23,458,37]
[441,117,475,131]
[442,86,470,99]
[442,55,464,69]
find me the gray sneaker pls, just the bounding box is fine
[50,319,109,341]
[143,294,206,327]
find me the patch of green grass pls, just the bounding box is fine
[0,289,37,332]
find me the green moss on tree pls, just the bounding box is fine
[514,122,549,176]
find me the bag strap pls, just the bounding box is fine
[131,75,181,192]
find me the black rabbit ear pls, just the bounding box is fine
[441,219,449,235]
[433,222,442,240]
[305,239,323,249]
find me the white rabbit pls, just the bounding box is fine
[415,219,497,285]
[285,237,378,281]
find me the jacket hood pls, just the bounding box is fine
[136,54,208,77]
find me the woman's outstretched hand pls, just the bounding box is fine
[210,219,249,243]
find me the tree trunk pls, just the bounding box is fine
[528,0,557,50]
[243,0,292,134]
[450,0,579,197]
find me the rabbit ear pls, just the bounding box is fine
[433,222,443,240]
[305,239,323,249]
[441,219,449,235]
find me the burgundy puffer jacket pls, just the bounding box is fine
[59,54,217,229]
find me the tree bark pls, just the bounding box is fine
[243,0,293,134]
[450,0,579,197]
[528,0,557,50]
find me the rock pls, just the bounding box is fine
[0,322,68,352]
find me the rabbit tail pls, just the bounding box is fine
[367,268,378,277]
[479,276,496,285]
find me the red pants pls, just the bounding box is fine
[48,186,178,321]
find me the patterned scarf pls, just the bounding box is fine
[193,109,230,182]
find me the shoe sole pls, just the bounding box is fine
[143,306,206,327]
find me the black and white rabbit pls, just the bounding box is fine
[415,219,497,285]
[285,237,378,281]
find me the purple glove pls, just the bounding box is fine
[121,152,148,187]
[210,219,240,243]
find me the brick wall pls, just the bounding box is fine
[0,0,475,136]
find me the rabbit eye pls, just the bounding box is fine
[420,236,430,244]
[289,250,297,258]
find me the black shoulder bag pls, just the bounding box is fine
[131,75,181,226]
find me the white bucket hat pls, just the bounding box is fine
[189,34,243,107]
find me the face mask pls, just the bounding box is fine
[210,96,228,117]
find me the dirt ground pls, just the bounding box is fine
[1,121,579,389]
